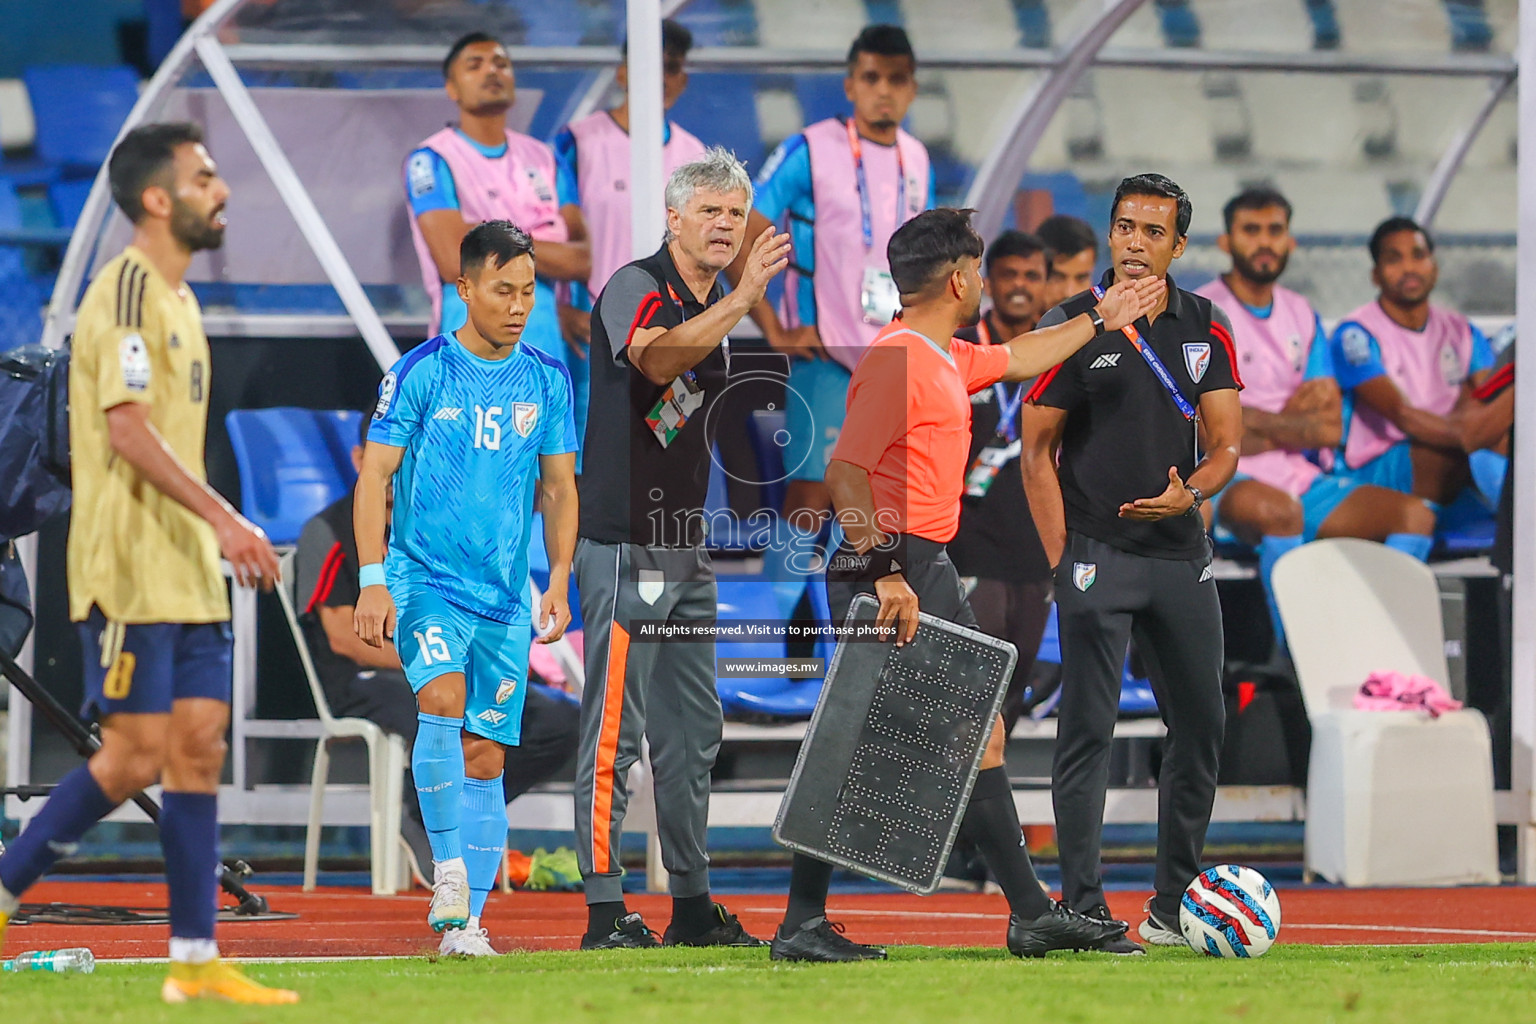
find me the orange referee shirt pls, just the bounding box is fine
[831,321,1010,544]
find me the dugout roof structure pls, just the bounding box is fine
[32,0,1536,879]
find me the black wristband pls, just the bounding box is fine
[827,537,908,583]
[1087,308,1106,336]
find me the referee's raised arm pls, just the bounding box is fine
[997,275,1164,382]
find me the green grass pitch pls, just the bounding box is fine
[5,945,1535,1023]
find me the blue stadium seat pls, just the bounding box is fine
[791,75,849,129]
[225,408,360,545]
[0,177,46,353]
[669,73,765,171]
[23,65,140,174]
[47,178,94,230]
[715,577,823,719]
[516,70,594,143]
[746,408,788,516]
[0,177,25,279]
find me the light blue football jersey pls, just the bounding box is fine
[369,333,577,622]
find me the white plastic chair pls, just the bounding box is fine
[273,552,406,895]
[1273,538,1498,886]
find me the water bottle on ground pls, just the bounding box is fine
[3,948,96,973]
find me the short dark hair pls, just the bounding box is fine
[108,122,205,224]
[1035,214,1097,265]
[983,230,1045,277]
[888,208,984,295]
[444,31,500,79]
[460,219,535,279]
[1112,172,1192,238]
[621,19,694,59]
[1222,187,1293,233]
[1369,215,1433,265]
[847,24,915,67]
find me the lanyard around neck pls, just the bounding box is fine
[1091,285,1196,422]
[847,119,907,253]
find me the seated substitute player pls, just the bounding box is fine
[772,207,1162,962]
[295,412,581,885]
[1194,189,1435,649]
[0,123,295,1004]
[353,220,579,958]
[1330,216,1495,515]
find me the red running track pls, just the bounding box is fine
[6,882,1536,959]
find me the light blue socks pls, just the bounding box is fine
[1257,534,1303,653]
[413,712,465,863]
[1385,532,1434,562]
[461,775,507,919]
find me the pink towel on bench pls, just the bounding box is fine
[1354,670,1462,718]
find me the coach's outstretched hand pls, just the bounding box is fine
[1119,466,1197,521]
[874,573,920,647]
[1094,275,1166,332]
[733,225,792,309]
[218,512,280,591]
[354,583,396,648]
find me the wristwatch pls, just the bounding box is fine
[1087,307,1107,337]
[1184,485,1206,516]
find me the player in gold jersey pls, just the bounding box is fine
[0,123,294,1005]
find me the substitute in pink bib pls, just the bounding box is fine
[554,21,706,298]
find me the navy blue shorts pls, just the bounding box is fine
[77,609,233,720]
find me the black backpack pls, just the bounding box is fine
[0,344,71,546]
[0,344,71,657]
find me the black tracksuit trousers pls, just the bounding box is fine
[1051,532,1226,919]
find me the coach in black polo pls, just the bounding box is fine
[574,149,788,950]
[1020,173,1243,953]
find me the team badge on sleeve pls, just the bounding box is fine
[374,371,397,420]
[407,152,436,198]
[1073,562,1097,592]
[1339,324,1373,366]
[512,402,539,437]
[1182,342,1211,384]
[119,333,151,392]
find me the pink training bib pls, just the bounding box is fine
[566,112,706,297]
[1195,277,1323,497]
[1339,301,1474,469]
[779,118,929,373]
[407,127,569,336]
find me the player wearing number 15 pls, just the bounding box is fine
[353,220,579,955]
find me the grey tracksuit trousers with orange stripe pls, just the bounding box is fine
[572,538,721,903]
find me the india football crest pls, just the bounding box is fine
[512,402,539,438]
[495,678,517,705]
[1073,562,1097,592]
[1183,342,1211,384]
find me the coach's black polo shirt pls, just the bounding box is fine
[1029,271,1240,561]
[949,312,1052,583]
[579,243,728,547]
